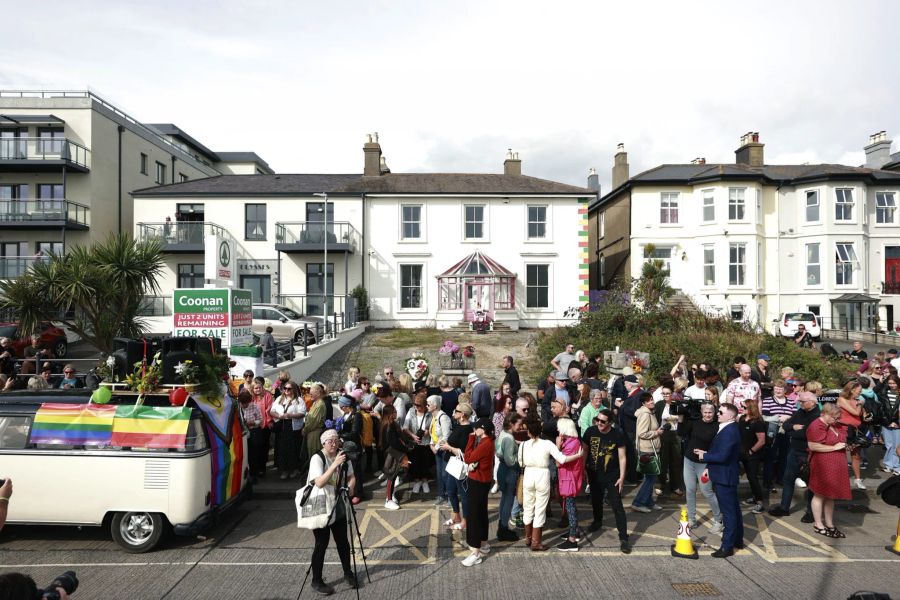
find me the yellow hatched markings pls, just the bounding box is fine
[357,508,439,564]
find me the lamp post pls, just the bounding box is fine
[314,192,328,337]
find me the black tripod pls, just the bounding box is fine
[299,462,371,599]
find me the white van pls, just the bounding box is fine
[0,390,250,552]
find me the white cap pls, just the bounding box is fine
[467,373,479,383]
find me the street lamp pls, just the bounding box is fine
[313,192,328,337]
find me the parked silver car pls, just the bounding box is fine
[251,304,325,345]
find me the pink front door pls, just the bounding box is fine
[464,282,493,321]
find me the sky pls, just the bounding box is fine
[2,0,898,192]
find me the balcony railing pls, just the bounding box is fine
[275,294,368,324]
[275,222,360,253]
[0,199,90,228]
[137,222,225,252]
[882,281,900,295]
[0,257,44,279]
[0,138,90,170]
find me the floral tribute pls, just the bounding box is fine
[406,353,430,382]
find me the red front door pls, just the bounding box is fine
[886,256,900,294]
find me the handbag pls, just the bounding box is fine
[445,454,468,481]
[636,437,661,475]
[295,453,336,530]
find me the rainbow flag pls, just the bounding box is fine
[31,403,116,445]
[206,410,245,505]
[111,405,191,449]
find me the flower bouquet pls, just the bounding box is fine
[174,359,200,385]
[463,345,475,358]
[95,354,118,383]
[406,353,430,382]
[438,340,460,358]
[124,351,163,404]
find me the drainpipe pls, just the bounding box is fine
[117,125,124,234]
[774,183,781,331]
[360,193,366,289]
[171,156,176,184]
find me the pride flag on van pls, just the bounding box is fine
[111,405,191,449]
[31,403,117,445]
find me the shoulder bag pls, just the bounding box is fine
[636,436,661,475]
[296,452,336,530]
[445,452,468,481]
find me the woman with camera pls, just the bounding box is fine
[681,402,724,531]
[632,393,664,512]
[653,386,684,497]
[403,385,434,495]
[807,403,850,538]
[837,380,867,490]
[307,429,357,595]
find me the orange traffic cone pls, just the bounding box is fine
[671,506,698,559]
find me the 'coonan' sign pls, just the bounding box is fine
[172,288,253,348]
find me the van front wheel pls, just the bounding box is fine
[111,511,167,553]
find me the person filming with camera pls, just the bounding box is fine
[306,429,358,595]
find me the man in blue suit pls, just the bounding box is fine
[694,403,744,557]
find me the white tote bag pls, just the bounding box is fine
[445,454,468,481]
[296,481,336,530]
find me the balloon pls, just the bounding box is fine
[169,387,189,407]
[91,387,112,404]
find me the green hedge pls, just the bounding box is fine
[538,304,851,388]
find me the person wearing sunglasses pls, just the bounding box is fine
[58,364,81,389]
[581,409,632,553]
[694,403,744,558]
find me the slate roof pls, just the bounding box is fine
[133,173,595,197]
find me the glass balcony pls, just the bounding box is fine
[0,138,91,172]
[0,256,44,279]
[0,199,90,229]
[137,221,225,253]
[274,222,360,253]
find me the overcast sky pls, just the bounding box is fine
[3,0,898,192]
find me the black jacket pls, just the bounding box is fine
[503,366,521,396]
[784,405,821,452]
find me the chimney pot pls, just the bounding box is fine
[616,143,625,152]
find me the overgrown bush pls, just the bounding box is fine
[538,300,851,389]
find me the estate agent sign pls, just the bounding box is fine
[173,288,253,348]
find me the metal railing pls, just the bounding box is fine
[0,199,90,227]
[275,221,360,251]
[0,137,90,169]
[274,294,367,323]
[137,221,225,246]
[0,90,217,172]
[0,257,43,279]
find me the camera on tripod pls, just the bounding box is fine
[338,440,361,462]
[669,398,703,420]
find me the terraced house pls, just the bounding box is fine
[589,132,900,335]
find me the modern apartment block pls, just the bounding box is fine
[0,90,271,279]
[133,137,596,330]
[589,132,900,334]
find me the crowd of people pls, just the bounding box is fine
[230,343,900,590]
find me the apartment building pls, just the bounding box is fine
[133,137,596,329]
[0,90,270,279]
[589,132,900,333]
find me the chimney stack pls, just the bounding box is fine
[612,143,629,189]
[504,149,522,176]
[864,130,893,169]
[587,168,600,192]
[363,132,382,176]
[735,131,764,167]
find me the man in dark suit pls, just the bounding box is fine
[694,403,744,557]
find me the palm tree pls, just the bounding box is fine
[634,243,674,308]
[0,233,164,353]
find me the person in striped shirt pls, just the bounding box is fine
[762,379,795,492]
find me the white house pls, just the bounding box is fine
[132,137,596,330]
[590,132,900,334]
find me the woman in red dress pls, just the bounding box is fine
[806,402,850,538]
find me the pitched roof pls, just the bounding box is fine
[133,173,595,197]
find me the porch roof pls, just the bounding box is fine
[438,251,515,278]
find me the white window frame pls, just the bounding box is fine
[806,242,821,287]
[660,192,679,225]
[834,188,855,222]
[525,263,552,311]
[730,304,745,323]
[463,204,487,241]
[155,161,167,185]
[599,212,605,238]
[702,244,715,286]
[728,188,747,221]
[400,203,424,241]
[835,242,858,286]
[526,204,550,241]
[756,241,762,288]
[805,189,820,223]
[398,263,426,312]
[875,191,896,225]
[755,188,762,224]
[729,242,746,286]
[702,190,715,223]
[599,255,606,287]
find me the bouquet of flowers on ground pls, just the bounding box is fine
[406,353,430,382]
[438,340,460,356]
[462,345,476,358]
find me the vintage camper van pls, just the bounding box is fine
[0,389,249,552]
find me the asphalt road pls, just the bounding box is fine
[2,474,898,600]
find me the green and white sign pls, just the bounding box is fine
[173,288,253,348]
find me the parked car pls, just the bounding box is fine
[775,312,821,341]
[251,304,324,345]
[0,322,68,358]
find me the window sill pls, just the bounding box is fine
[873,223,898,227]
[659,223,682,227]
[398,239,427,244]
[523,306,554,313]
[524,239,553,244]
[397,308,428,314]
[461,239,489,243]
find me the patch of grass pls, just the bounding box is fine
[370,328,447,350]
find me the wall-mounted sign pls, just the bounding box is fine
[173,288,253,348]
